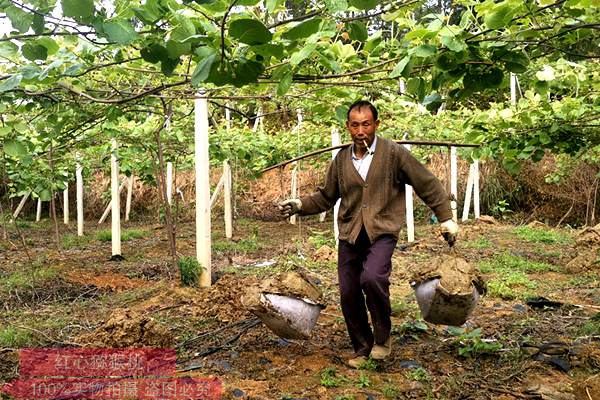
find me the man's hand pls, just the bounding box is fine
[440,219,459,247]
[278,199,302,218]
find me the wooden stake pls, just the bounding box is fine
[11,191,31,221]
[462,163,475,222]
[473,160,480,219]
[450,146,458,222]
[166,162,173,205]
[209,173,225,208]
[404,144,415,242]
[125,174,134,221]
[36,198,42,222]
[98,178,128,224]
[63,184,69,224]
[290,162,298,225]
[111,138,121,257]
[195,94,212,287]
[224,160,233,239]
[76,162,84,236]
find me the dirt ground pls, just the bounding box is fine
[0,213,599,400]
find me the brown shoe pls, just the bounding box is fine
[347,355,368,369]
[370,337,392,360]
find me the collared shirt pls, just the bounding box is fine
[351,136,377,180]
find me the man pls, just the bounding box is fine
[279,100,458,368]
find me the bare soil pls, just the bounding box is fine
[0,215,599,400]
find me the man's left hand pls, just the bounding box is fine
[440,219,459,247]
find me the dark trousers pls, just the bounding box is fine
[338,228,397,356]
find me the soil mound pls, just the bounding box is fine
[575,223,600,247]
[77,309,174,348]
[411,255,486,296]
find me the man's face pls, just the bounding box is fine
[346,106,379,149]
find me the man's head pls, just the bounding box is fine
[346,100,379,149]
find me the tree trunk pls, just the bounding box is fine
[49,143,60,250]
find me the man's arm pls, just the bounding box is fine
[298,156,341,216]
[396,145,453,222]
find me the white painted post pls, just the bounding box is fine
[63,184,69,224]
[209,174,225,208]
[331,127,341,244]
[404,144,415,242]
[399,79,406,94]
[461,163,475,222]
[289,162,298,225]
[195,93,212,287]
[510,73,517,105]
[125,174,134,222]
[111,138,121,257]
[36,198,42,222]
[225,102,231,131]
[224,160,233,239]
[11,191,31,221]
[166,162,173,205]
[450,146,458,222]
[76,162,84,236]
[98,178,128,224]
[473,160,480,219]
[253,107,262,132]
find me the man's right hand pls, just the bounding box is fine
[278,199,302,218]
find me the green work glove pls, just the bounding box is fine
[278,199,302,218]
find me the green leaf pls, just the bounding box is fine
[161,57,180,76]
[36,38,59,55]
[32,13,45,34]
[412,44,437,58]
[6,6,33,33]
[435,52,460,71]
[191,49,217,86]
[440,36,466,52]
[38,189,51,202]
[276,68,293,96]
[61,0,94,21]
[229,18,272,45]
[484,5,512,30]
[504,62,527,73]
[0,42,19,59]
[103,20,138,44]
[335,105,347,125]
[251,43,284,59]
[22,43,48,61]
[166,39,191,58]
[349,0,377,10]
[140,43,168,63]
[3,139,27,157]
[237,0,261,4]
[348,21,368,41]
[325,0,348,12]
[282,18,322,41]
[290,43,316,66]
[233,59,264,87]
[389,56,410,79]
[407,77,426,101]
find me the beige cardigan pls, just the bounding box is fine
[299,136,452,244]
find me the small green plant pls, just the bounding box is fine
[381,383,400,399]
[405,367,429,382]
[0,326,32,347]
[491,199,512,218]
[447,327,502,358]
[333,396,354,400]
[479,253,559,274]
[61,234,91,249]
[357,357,377,371]
[308,228,335,249]
[577,313,600,336]
[486,271,537,300]
[463,236,493,249]
[3,265,57,293]
[178,256,200,286]
[356,372,371,388]
[512,226,571,244]
[320,367,342,388]
[396,319,428,339]
[96,229,145,242]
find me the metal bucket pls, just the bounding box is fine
[252,294,322,339]
[411,278,480,326]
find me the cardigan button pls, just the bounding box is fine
[362,204,367,208]
[363,184,368,188]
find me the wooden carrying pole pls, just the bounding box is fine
[289,162,298,225]
[111,138,121,257]
[195,94,212,287]
[76,162,84,236]
[450,146,458,221]
[331,127,341,244]
[98,178,128,224]
[462,163,475,222]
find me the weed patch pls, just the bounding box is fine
[463,236,493,249]
[479,253,559,274]
[178,256,200,286]
[0,326,32,347]
[512,226,572,245]
[96,229,146,242]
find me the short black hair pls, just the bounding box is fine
[347,100,378,121]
